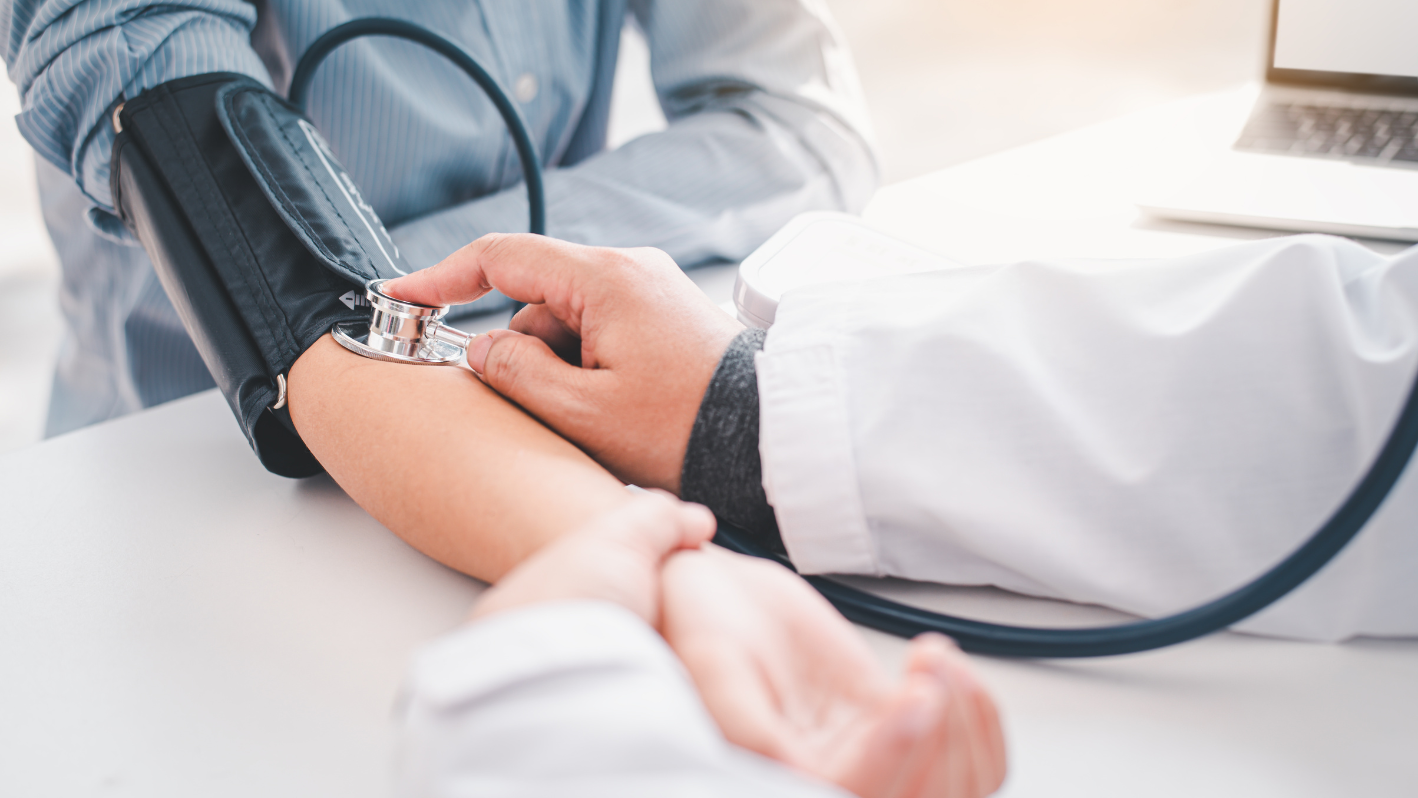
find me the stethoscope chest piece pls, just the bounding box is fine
[332,279,476,365]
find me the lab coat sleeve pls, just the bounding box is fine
[396,600,848,798]
[389,0,878,271]
[756,235,1418,641]
[2,0,270,214]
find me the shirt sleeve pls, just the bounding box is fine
[3,0,270,214]
[395,600,847,798]
[681,327,786,554]
[389,0,878,271]
[756,234,1418,642]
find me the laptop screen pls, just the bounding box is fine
[1268,0,1418,94]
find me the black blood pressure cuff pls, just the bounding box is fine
[679,328,787,557]
[110,73,411,477]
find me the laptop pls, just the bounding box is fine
[1136,0,1418,242]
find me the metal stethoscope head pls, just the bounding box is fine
[332,279,477,365]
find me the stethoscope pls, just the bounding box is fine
[295,19,1418,658]
[292,16,544,368]
[331,279,477,365]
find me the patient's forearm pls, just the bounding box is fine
[287,336,630,582]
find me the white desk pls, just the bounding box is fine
[4,88,1416,797]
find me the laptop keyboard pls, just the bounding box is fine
[1235,102,1418,164]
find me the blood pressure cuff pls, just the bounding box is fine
[110,73,412,477]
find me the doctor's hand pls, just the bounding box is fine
[661,549,1007,798]
[383,234,742,493]
[470,492,715,625]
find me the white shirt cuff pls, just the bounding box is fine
[756,343,881,575]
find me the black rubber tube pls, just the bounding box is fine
[289,17,546,245]
[715,355,1418,657]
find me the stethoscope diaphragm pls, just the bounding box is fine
[332,278,476,365]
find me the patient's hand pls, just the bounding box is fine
[661,548,1007,798]
[470,495,1005,797]
[384,234,741,493]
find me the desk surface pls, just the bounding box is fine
[4,88,1416,797]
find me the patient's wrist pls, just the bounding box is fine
[678,328,786,556]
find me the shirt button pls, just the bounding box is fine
[514,73,538,103]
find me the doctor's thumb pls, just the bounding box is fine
[469,329,589,419]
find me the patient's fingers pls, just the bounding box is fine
[942,646,1006,797]
[660,549,795,760]
[888,637,957,798]
[834,673,944,798]
[921,640,1004,798]
[903,635,1006,798]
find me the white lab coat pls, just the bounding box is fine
[396,601,847,797]
[757,235,1418,641]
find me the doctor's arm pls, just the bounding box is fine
[394,233,1418,641]
[389,0,878,271]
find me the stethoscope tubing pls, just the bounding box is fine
[715,351,1418,657]
[289,18,547,240]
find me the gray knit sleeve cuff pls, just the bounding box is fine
[679,328,786,556]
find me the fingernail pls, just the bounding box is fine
[466,332,495,373]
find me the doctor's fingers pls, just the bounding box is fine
[472,329,693,491]
[510,302,583,365]
[381,247,494,308]
[574,491,716,557]
[389,233,675,324]
[470,494,713,625]
[469,328,596,404]
[470,331,630,459]
[380,233,571,308]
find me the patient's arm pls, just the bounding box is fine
[287,335,631,582]
[289,337,1007,798]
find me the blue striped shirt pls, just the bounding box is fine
[2,0,877,434]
